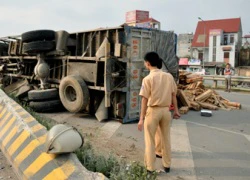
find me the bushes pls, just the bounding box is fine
[75,142,157,180]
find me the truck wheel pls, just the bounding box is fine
[0,43,8,56]
[29,99,62,112]
[28,88,59,101]
[59,76,90,113]
[21,30,55,43]
[23,41,55,53]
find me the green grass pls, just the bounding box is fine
[75,142,157,180]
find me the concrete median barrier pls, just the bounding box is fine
[0,89,107,180]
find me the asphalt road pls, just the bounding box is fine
[40,90,250,180]
[183,91,250,180]
[1,90,249,180]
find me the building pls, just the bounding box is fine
[242,35,250,49]
[177,33,194,58]
[125,10,161,30]
[191,18,242,68]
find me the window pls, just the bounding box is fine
[213,36,217,46]
[223,34,235,45]
[198,52,203,60]
[213,48,216,62]
[224,52,229,58]
[224,52,230,63]
[230,35,234,44]
[188,38,193,43]
[224,35,228,45]
[212,36,217,62]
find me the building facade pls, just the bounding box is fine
[125,10,161,30]
[177,33,193,58]
[191,18,242,68]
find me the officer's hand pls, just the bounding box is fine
[138,119,144,131]
[173,111,181,119]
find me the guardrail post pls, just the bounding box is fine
[213,80,217,88]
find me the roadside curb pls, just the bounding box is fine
[0,89,107,180]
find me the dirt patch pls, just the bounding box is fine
[0,150,18,180]
[78,125,144,163]
[44,112,145,164]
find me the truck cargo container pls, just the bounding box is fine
[0,25,178,123]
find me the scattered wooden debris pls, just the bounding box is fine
[177,71,241,113]
[178,90,191,108]
[179,106,189,114]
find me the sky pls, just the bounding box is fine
[0,0,249,37]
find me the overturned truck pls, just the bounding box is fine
[0,26,178,123]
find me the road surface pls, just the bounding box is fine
[41,90,250,180]
[1,90,250,180]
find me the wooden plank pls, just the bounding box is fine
[190,101,201,111]
[197,102,219,110]
[186,76,203,84]
[221,100,241,109]
[179,106,189,114]
[195,89,213,102]
[212,94,220,106]
[179,90,191,108]
[196,81,204,89]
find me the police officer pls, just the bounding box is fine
[138,52,180,173]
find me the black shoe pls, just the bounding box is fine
[156,154,162,158]
[164,167,170,173]
[147,170,155,174]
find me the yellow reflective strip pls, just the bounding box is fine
[0,111,11,127]
[43,161,74,180]
[15,139,40,167]
[23,116,35,123]
[0,104,4,111]
[8,130,30,156]
[0,107,8,118]
[31,124,44,133]
[37,134,47,144]
[23,153,56,178]
[2,126,18,146]
[18,111,28,116]
[0,116,16,138]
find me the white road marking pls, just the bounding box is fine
[244,135,250,142]
[186,120,249,137]
[157,120,197,180]
[100,121,122,139]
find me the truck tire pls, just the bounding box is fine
[59,76,90,113]
[28,88,59,101]
[23,41,55,53]
[0,43,8,56]
[21,30,55,43]
[29,99,62,112]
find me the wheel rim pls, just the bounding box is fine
[65,85,77,102]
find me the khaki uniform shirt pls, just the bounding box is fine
[139,69,177,107]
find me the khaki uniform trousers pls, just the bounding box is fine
[144,106,171,171]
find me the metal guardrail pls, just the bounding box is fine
[202,75,250,88]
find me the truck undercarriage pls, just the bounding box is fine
[0,26,178,123]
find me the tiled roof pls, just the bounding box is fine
[192,18,241,47]
[243,35,250,38]
[139,18,160,23]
